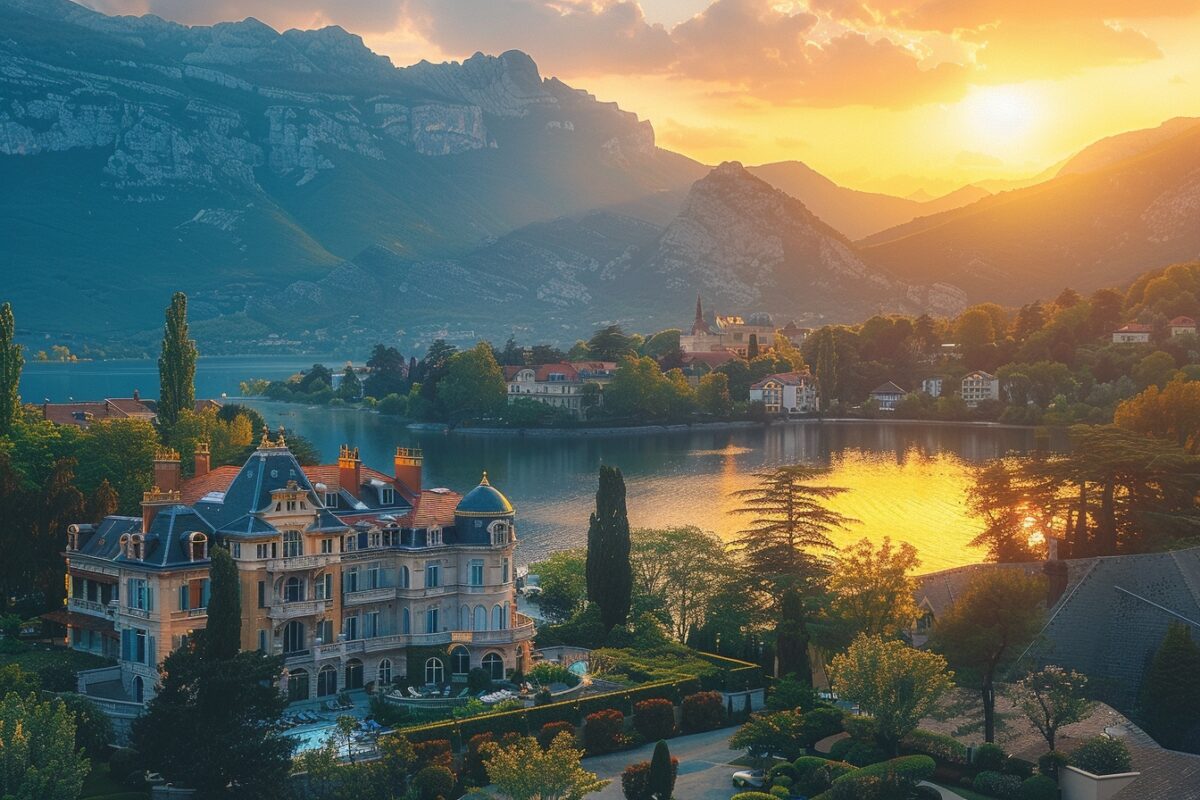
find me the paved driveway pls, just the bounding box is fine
[585,727,741,800]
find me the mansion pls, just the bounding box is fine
[58,432,533,706]
[679,296,778,357]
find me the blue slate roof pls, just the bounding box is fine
[456,474,514,516]
[75,516,141,561]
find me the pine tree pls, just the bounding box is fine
[747,334,760,360]
[775,589,811,684]
[0,302,22,436]
[1140,622,1200,750]
[812,328,839,405]
[586,465,633,632]
[647,740,675,800]
[201,546,241,660]
[157,292,197,428]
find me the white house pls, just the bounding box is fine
[1112,323,1152,344]
[504,363,611,417]
[749,372,820,415]
[1169,316,1197,337]
[961,371,1000,407]
[869,382,906,411]
[920,377,943,398]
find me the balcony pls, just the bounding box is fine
[122,607,151,620]
[266,553,338,572]
[396,585,445,600]
[314,639,365,660]
[342,587,395,606]
[268,598,333,621]
[170,608,208,621]
[362,634,407,653]
[67,598,108,616]
[471,614,536,645]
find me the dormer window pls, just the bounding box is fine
[286,500,297,512]
[130,534,145,561]
[489,522,510,546]
[324,492,338,508]
[428,528,442,547]
[380,487,395,505]
[188,532,208,562]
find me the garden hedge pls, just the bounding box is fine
[538,721,576,749]
[833,755,936,787]
[1019,774,1059,800]
[681,691,725,732]
[973,770,1023,800]
[900,729,969,765]
[632,698,676,741]
[583,709,625,754]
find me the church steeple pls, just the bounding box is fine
[692,294,710,335]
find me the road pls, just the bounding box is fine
[585,727,742,800]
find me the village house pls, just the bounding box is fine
[42,391,220,429]
[920,377,944,398]
[960,370,1000,407]
[869,382,907,411]
[749,371,820,415]
[1112,323,1153,344]
[55,432,533,709]
[1169,316,1197,337]
[504,362,612,417]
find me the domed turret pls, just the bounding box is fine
[455,472,514,517]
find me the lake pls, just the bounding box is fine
[18,358,1051,571]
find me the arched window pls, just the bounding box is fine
[451,646,470,675]
[492,604,504,631]
[188,532,207,561]
[345,658,364,690]
[283,530,302,559]
[317,665,338,697]
[473,605,487,631]
[459,605,470,631]
[133,675,144,704]
[377,659,392,685]
[482,653,504,681]
[401,608,411,634]
[398,565,410,589]
[424,657,444,686]
[283,621,305,654]
[287,669,310,702]
[489,522,509,546]
[130,534,144,561]
[284,576,304,603]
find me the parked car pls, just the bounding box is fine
[732,769,766,789]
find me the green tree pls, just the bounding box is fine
[966,461,1038,563]
[587,325,637,362]
[482,733,608,800]
[827,537,921,642]
[438,342,507,422]
[731,466,852,601]
[157,292,198,427]
[1139,622,1200,750]
[830,635,954,754]
[647,739,675,800]
[363,344,409,398]
[76,419,158,514]
[629,527,731,641]
[58,693,114,761]
[932,570,1045,743]
[133,543,292,797]
[0,693,90,799]
[586,466,633,632]
[775,589,811,684]
[696,372,733,416]
[1115,378,1200,454]
[0,301,22,436]
[337,366,362,401]
[1133,350,1177,390]
[1010,666,1094,751]
[812,328,840,404]
[747,334,760,360]
[530,550,587,623]
[730,712,805,769]
[0,663,39,696]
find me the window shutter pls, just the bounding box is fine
[126,579,134,607]
[179,585,189,611]
[146,586,154,611]
[147,636,156,666]
[121,629,131,661]
[202,579,211,608]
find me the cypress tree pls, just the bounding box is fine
[647,740,674,800]
[202,545,241,660]
[585,465,632,632]
[775,589,812,684]
[0,302,22,436]
[1141,621,1200,750]
[747,334,759,360]
[157,292,197,428]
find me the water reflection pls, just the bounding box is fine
[247,403,1059,571]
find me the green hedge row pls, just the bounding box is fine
[695,652,764,690]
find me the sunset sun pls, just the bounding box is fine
[960,85,1042,149]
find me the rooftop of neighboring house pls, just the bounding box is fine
[1115,323,1154,333]
[962,370,997,381]
[870,381,906,396]
[682,351,741,370]
[1170,316,1196,326]
[504,363,580,382]
[42,396,221,428]
[751,371,815,390]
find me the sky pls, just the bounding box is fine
[82,1,1200,197]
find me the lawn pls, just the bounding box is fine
[0,643,114,691]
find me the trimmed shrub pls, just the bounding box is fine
[731,794,776,800]
[108,748,137,784]
[802,706,846,746]
[828,738,854,761]
[464,733,494,786]
[1019,774,1060,800]
[680,691,724,732]
[844,741,889,767]
[414,765,456,800]
[829,774,885,800]
[1069,736,1132,776]
[838,755,936,785]
[1006,757,1036,779]
[900,729,969,765]
[413,739,453,771]
[1037,750,1069,780]
[538,721,576,750]
[769,763,800,783]
[621,757,680,800]
[467,668,493,693]
[793,757,856,796]
[975,743,1008,772]
[842,715,878,742]
[633,698,676,741]
[973,770,1023,800]
[584,708,625,754]
[772,775,793,789]
[769,786,790,799]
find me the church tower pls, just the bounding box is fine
[691,294,711,335]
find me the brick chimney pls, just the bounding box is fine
[142,487,180,533]
[194,441,211,478]
[153,447,181,493]
[394,447,423,494]
[339,445,361,499]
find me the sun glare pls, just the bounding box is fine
[961,85,1041,150]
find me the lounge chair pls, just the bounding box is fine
[408,687,422,698]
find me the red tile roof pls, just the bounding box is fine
[751,371,814,389]
[180,466,241,504]
[1115,323,1153,333]
[504,363,582,382]
[1170,316,1196,326]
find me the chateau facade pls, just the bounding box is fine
[61,433,533,705]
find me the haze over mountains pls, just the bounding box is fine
[1,0,1197,352]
